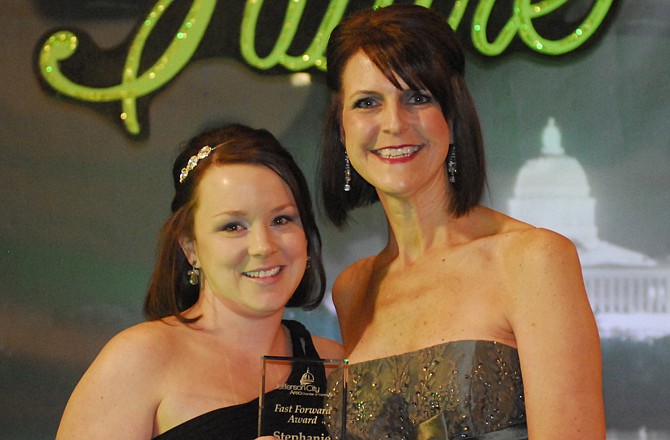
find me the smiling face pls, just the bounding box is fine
[181,164,308,318]
[340,51,452,199]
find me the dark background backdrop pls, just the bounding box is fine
[1,1,668,438]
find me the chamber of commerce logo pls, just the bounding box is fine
[300,368,314,386]
[278,367,322,396]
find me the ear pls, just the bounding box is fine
[179,235,198,266]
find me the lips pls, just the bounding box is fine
[373,145,421,159]
[242,266,283,278]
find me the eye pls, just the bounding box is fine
[221,222,244,233]
[272,215,295,226]
[407,91,432,105]
[352,97,376,109]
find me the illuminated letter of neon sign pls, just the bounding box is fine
[37,0,614,136]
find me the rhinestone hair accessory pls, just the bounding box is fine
[179,145,214,183]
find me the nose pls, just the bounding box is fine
[382,100,409,134]
[248,225,277,257]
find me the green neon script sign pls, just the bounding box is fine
[37,0,615,136]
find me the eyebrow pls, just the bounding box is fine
[212,203,297,218]
[346,89,376,98]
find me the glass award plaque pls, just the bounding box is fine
[258,356,347,439]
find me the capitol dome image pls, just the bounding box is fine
[507,118,670,339]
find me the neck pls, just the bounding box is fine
[378,186,456,262]
[184,299,291,358]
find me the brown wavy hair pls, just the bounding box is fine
[144,124,326,322]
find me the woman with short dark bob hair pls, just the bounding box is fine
[320,5,605,439]
[321,4,485,226]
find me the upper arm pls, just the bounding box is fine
[505,229,605,439]
[56,325,165,440]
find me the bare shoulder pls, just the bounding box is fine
[331,256,375,306]
[56,319,180,439]
[499,226,581,274]
[496,225,592,327]
[481,212,587,313]
[330,256,377,350]
[477,207,577,265]
[312,336,345,360]
[467,208,572,258]
[82,320,178,387]
[106,319,175,358]
[333,256,375,289]
[480,208,563,246]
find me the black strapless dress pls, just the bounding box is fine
[153,320,326,440]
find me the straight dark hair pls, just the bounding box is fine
[320,4,487,227]
[144,124,326,322]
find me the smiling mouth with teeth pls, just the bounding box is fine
[374,146,420,159]
[243,266,282,278]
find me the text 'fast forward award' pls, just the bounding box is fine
[259,356,347,439]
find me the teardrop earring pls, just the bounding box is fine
[187,262,200,286]
[447,144,457,184]
[344,152,352,192]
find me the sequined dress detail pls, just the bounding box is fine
[328,340,527,439]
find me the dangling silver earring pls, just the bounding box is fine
[306,255,311,269]
[344,152,351,192]
[447,144,457,184]
[187,262,200,286]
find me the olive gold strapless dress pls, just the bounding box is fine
[327,340,527,439]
